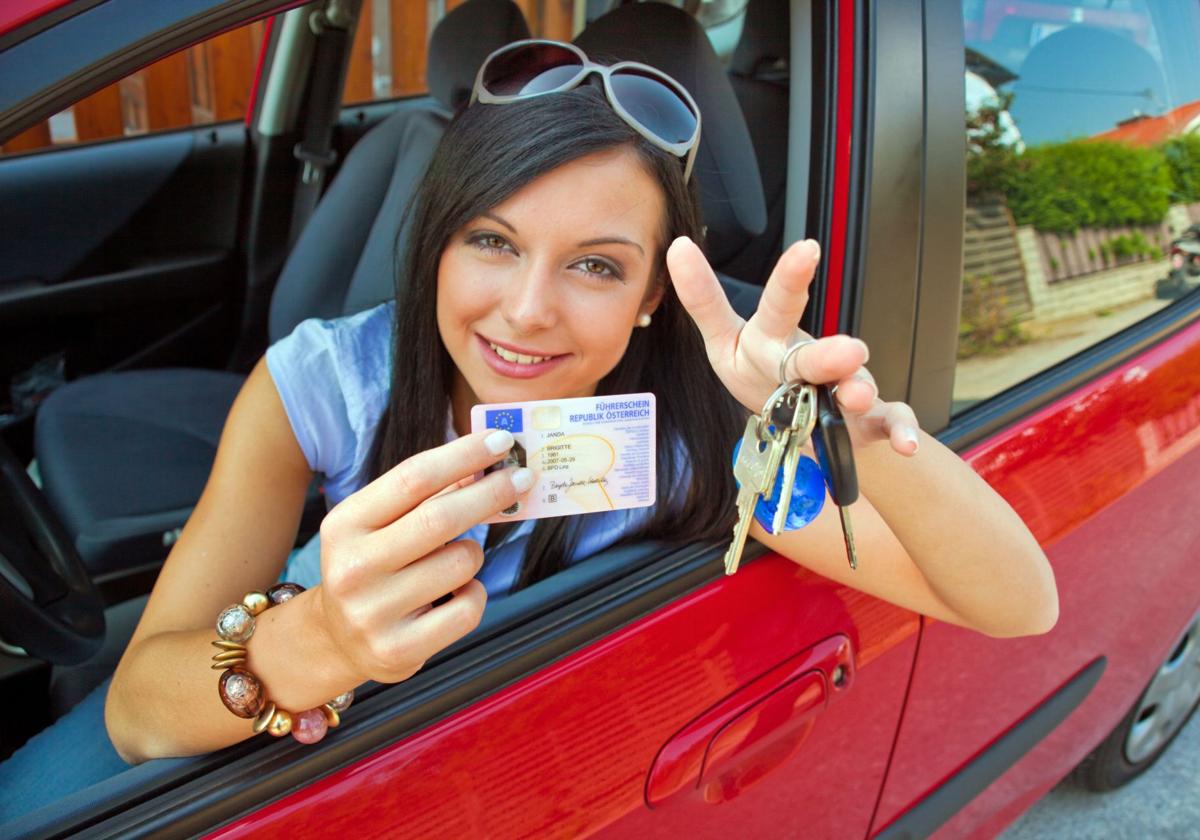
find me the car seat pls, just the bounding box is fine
[720,0,790,286]
[33,0,769,589]
[33,0,532,584]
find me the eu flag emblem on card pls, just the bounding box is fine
[485,409,523,433]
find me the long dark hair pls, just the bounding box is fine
[362,84,740,590]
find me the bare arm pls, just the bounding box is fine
[105,357,343,761]
[751,433,1057,638]
[106,357,531,763]
[669,236,1058,639]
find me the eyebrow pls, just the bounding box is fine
[481,212,646,257]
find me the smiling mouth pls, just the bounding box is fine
[486,340,560,366]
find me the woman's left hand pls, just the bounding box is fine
[667,236,920,455]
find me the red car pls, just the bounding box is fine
[1,0,1198,837]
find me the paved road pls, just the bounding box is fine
[999,706,1199,839]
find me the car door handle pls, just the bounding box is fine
[646,634,855,807]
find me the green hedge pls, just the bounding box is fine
[1160,134,1200,204]
[1003,141,1172,234]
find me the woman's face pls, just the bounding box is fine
[438,146,666,415]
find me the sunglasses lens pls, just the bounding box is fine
[483,43,584,96]
[610,70,697,145]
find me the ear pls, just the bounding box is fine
[641,273,667,317]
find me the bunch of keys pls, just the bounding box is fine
[724,380,860,575]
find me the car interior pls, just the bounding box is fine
[0,0,798,832]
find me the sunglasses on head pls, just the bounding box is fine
[469,39,702,182]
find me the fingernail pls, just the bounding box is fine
[510,467,535,493]
[485,429,514,455]
[806,238,821,259]
[902,428,920,453]
[854,338,870,364]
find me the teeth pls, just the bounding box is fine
[490,342,551,365]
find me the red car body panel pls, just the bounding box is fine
[821,0,855,339]
[207,562,919,839]
[875,319,1200,837]
[0,0,75,39]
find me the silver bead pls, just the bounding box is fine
[216,604,256,642]
[329,689,354,712]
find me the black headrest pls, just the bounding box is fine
[574,3,767,265]
[731,0,789,78]
[427,0,531,112]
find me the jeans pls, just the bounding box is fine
[0,676,130,824]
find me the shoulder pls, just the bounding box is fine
[264,301,394,494]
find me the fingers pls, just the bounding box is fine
[667,237,743,353]
[354,578,488,684]
[750,239,819,339]
[331,429,518,534]
[341,540,485,635]
[882,401,922,455]
[364,466,533,571]
[782,334,870,390]
[400,578,489,667]
[834,367,879,415]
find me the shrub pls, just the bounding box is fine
[1159,134,1200,203]
[958,274,1029,359]
[1004,141,1172,233]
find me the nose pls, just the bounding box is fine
[501,259,560,335]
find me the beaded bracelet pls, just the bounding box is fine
[212,583,354,744]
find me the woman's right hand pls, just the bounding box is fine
[312,429,532,685]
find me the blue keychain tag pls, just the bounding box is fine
[732,436,826,535]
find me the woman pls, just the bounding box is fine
[3,41,1057,809]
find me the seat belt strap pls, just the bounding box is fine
[288,1,353,248]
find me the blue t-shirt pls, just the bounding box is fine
[264,300,658,598]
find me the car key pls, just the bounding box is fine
[724,415,782,575]
[769,382,817,534]
[812,384,860,569]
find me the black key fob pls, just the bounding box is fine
[812,385,858,506]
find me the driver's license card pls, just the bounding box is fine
[470,393,656,524]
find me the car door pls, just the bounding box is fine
[0,1,919,836]
[866,2,1200,837]
[0,12,272,450]
[93,2,917,837]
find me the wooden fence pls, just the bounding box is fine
[1,1,575,156]
[1034,223,1169,283]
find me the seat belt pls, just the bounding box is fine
[288,0,355,249]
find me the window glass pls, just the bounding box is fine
[0,20,267,157]
[343,0,579,105]
[954,1,1200,413]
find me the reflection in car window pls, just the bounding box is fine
[0,20,267,157]
[954,0,1200,414]
[342,0,578,105]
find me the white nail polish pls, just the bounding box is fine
[510,467,535,493]
[903,428,920,452]
[485,429,514,455]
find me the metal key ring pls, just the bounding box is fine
[779,338,818,385]
[759,380,817,440]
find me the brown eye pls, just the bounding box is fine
[575,257,621,280]
[469,232,512,255]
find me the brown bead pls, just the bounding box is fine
[266,583,305,605]
[218,667,266,718]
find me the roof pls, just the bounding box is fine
[1091,99,1200,146]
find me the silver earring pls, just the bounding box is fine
[637,313,652,328]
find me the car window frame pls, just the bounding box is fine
[0,0,840,835]
[895,0,1200,451]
